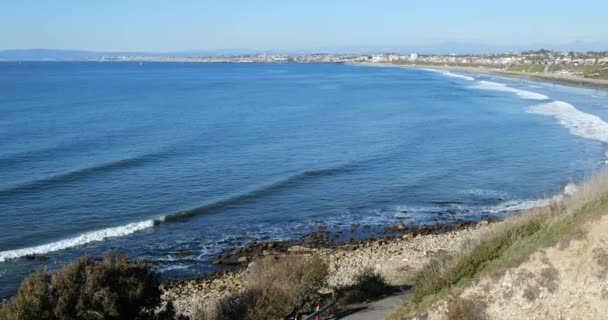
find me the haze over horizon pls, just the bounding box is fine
[2,0,607,54]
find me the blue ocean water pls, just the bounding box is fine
[1,62,607,297]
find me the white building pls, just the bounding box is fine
[410,53,418,61]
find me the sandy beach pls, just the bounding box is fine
[354,62,608,91]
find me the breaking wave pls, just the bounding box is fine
[472,81,550,100]
[0,166,354,262]
[422,68,475,81]
[394,183,578,219]
[477,182,577,212]
[528,101,608,144]
[0,220,155,262]
[160,165,354,222]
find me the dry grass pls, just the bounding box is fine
[522,284,541,301]
[408,211,546,304]
[592,247,608,278]
[446,297,488,320]
[197,255,328,320]
[539,266,559,292]
[391,172,608,318]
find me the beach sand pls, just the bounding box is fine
[354,62,608,91]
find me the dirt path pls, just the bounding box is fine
[338,292,408,320]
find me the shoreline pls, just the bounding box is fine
[353,62,608,91]
[161,217,500,318]
[159,63,608,317]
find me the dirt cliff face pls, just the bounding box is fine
[423,214,608,320]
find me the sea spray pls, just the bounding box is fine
[0,219,156,262]
[472,80,550,100]
[421,68,475,81]
[528,101,608,143]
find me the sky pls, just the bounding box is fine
[1,0,607,52]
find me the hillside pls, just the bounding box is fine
[390,173,608,320]
[421,214,608,319]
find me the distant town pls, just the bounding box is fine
[101,50,606,65]
[99,50,608,79]
[3,49,608,80]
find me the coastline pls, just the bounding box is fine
[161,218,499,318]
[160,62,608,317]
[353,62,608,91]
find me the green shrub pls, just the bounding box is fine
[0,251,183,320]
[339,268,392,304]
[198,288,260,320]
[0,271,53,320]
[410,215,544,303]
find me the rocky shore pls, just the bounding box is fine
[161,218,499,318]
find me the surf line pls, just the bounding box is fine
[0,165,354,262]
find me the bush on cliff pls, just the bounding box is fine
[0,251,184,320]
[338,268,392,304]
[198,255,329,320]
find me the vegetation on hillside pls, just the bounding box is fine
[336,268,393,305]
[390,173,608,319]
[506,65,545,73]
[195,255,329,320]
[506,64,608,79]
[0,251,184,320]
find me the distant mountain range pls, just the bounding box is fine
[0,48,266,61]
[1,41,606,60]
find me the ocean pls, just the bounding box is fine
[1,62,607,298]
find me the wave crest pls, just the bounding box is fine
[473,80,549,100]
[0,220,155,262]
[0,166,353,262]
[162,166,353,222]
[0,151,170,197]
[528,101,608,143]
[422,68,475,81]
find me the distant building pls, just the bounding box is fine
[371,55,385,63]
[410,53,418,61]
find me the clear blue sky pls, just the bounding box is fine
[2,0,607,52]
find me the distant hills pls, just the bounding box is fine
[0,49,264,61]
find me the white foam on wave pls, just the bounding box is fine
[442,71,475,81]
[421,68,475,81]
[564,183,579,196]
[528,101,608,143]
[483,196,559,213]
[0,219,157,262]
[394,183,578,218]
[460,189,511,199]
[473,80,550,100]
[156,264,193,273]
[482,182,577,213]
